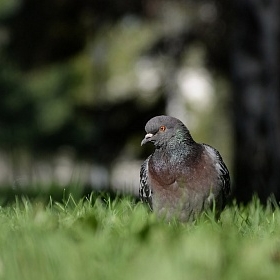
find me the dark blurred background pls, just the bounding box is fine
[0,0,279,203]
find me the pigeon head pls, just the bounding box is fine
[141,115,194,147]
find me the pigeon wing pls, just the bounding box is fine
[139,156,153,211]
[203,144,231,206]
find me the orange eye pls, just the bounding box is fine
[159,125,166,132]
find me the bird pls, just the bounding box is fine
[139,115,231,222]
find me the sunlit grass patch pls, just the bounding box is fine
[0,194,280,280]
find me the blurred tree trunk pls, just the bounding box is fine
[232,0,280,202]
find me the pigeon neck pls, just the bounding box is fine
[152,142,200,172]
[155,134,200,159]
[169,127,196,148]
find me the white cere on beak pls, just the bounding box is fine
[145,133,153,139]
[141,133,154,146]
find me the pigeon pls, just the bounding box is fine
[140,115,231,222]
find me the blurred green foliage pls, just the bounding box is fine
[0,0,232,191]
[0,0,167,163]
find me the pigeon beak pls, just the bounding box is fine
[141,133,153,146]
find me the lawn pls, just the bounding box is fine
[0,193,280,280]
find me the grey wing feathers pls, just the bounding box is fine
[218,155,231,199]
[203,144,231,203]
[139,156,153,211]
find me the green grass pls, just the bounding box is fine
[1,194,280,280]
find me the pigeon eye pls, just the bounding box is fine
[159,125,166,132]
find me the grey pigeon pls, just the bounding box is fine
[140,115,231,222]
